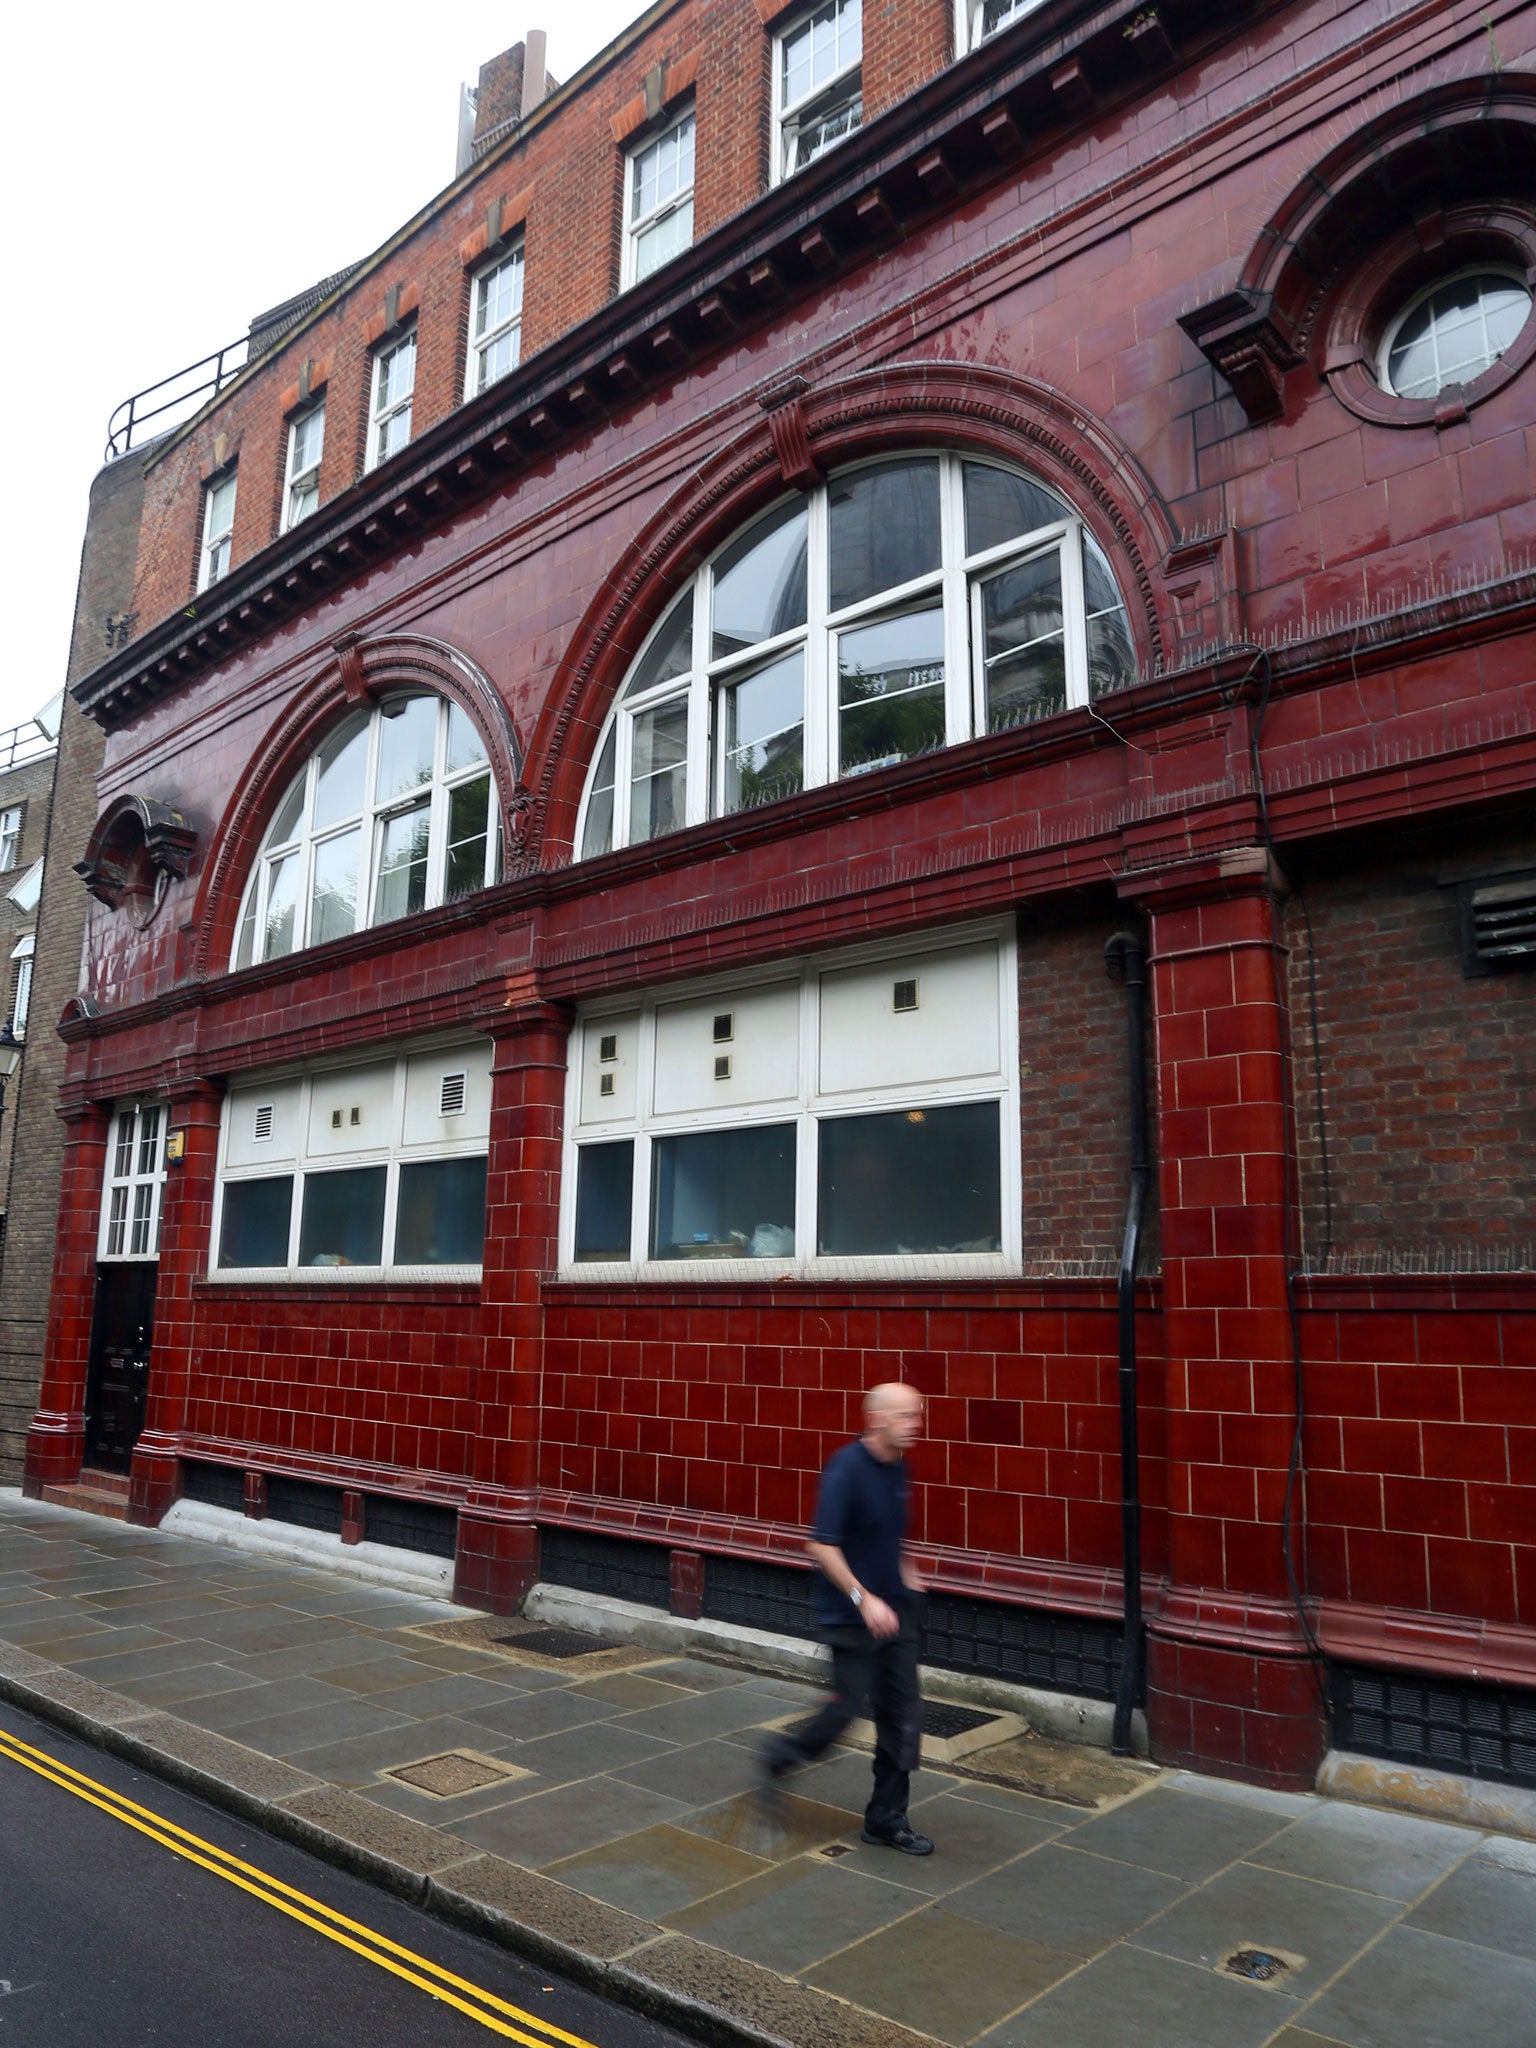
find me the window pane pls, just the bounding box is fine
[625,590,695,698]
[374,802,432,923]
[311,828,361,945]
[963,461,1068,556]
[106,1184,128,1258]
[982,553,1067,729]
[114,1111,136,1179]
[137,1106,161,1177]
[817,1103,1001,1254]
[130,1183,155,1256]
[219,1176,294,1268]
[298,1166,386,1266]
[719,648,804,813]
[712,501,809,659]
[445,702,488,774]
[629,698,689,845]
[574,1141,634,1261]
[375,695,437,800]
[1084,539,1134,698]
[264,851,299,958]
[394,1157,487,1264]
[829,460,941,611]
[787,85,862,173]
[838,605,946,775]
[268,770,307,848]
[634,197,694,281]
[650,1124,796,1260]
[582,725,617,858]
[445,776,490,901]
[312,715,368,830]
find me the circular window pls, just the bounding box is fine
[1378,267,1533,400]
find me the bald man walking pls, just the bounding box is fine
[761,1382,934,1855]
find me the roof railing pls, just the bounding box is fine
[105,337,250,461]
[0,714,59,774]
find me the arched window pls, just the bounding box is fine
[577,452,1134,858]
[234,692,501,968]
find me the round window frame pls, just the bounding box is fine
[1377,262,1534,401]
[1322,205,1536,427]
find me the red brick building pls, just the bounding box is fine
[23,0,1536,1792]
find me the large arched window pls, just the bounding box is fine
[234,692,501,968]
[578,452,1134,857]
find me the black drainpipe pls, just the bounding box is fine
[1105,930,1150,1756]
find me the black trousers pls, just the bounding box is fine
[767,1617,923,1831]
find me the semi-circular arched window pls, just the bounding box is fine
[234,692,502,968]
[577,451,1134,858]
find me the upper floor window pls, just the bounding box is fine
[199,470,237,591]
[0,807,20,871]
[9,934,33,1039]
[1379,268,1533,400]
[367,326,417,471]
[625,108,694,287]
[578,452,1133,858]
[283,403,326,532]
[234,692,501,970]
[99,1102,167,1261]
[958,0,1046,50]
[467,246,525,396]
[775,0,862,181]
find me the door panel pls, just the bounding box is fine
[83,1264,157,1473]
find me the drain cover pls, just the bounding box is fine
[385,1751,527,1797]
[1222,1947,1293,1985]
[920,1701,998,1739]
[493,1625,619,1658]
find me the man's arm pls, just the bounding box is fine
[806,1538,899,1639]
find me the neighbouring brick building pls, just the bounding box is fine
[21,0,1536,1792]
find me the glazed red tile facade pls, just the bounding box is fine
[23,0,1536,1791]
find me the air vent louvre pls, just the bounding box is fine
[1456,870,1536,977]
[440,1071,467,1117]
[253,1104,274,1142]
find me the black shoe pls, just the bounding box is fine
[861,1821,935,1856]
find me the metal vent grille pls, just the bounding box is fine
[923,1593,1128,1702]
[701,1555,818,1639]
[253,1104,274,1142]
[1333,1663,1536,1790]
[364,1492,457,1558]
[439,1071,467,1116]
[540,1527,670,1609]
[182,1460,246,1513]
[1456,871,1536,977]
[266,1474,344,1534]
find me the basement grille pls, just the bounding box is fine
[540,1527,671,1609]
[1455,870,1536,977]
[439,1071,467,1116]
[1332,1663,1536,1791]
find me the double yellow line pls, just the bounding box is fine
[0,1722,601,2047]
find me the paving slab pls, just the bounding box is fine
[1402,1853,1536,1961]
[976,1940,1280,2048]
[611,1734,771,1806]
[680,1788,859,1862]
[108,1663,268,1710]
[496,1720,678,1789]
[429,1852,658,1962]
[453,1775,692,1868]
[548,1820,772,1918]
[944,1841,1185,1956]
[665,1855,929,1975]
[1249,1800,1482,1901]
[347,1671,526,1721]
[175,1673,351,1730]
[1300,1923,1536,2048]
[568,1670,696,1710]
[1128,1857,1401,1992]
[806,1904,1080,2045]
[833,1789,1063,1897]
[614,1687,791,1746]
[1065,1784,1294,1881]
[459,1687,623,1743]
[268,1713,524,1788]
[619,1933,938,2048]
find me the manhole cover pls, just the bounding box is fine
[492,1625,619,1659]
[385,1751,529,1797]
[920,1701,999,1739]
[1222,1947,1295,1985]
[817,1842,854,1860]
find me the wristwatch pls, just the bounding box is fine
[848,1585,864,1608]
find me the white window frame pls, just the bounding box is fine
[210,1041,490,1283]
[232,692,503,971]
[465,244,525,398]
[98,1102,168,1262]
[956,0,1047,53]
[774,0,860,184]
[576,451,1132,859]
[9,933,33,1039]
[623,106,696,289]
[366,325,417,472]
[7,857,42,912]
[0,807,20,872]
[282,401,326,532]
[198,470,237,592]
[1377,265,1533,400]
[559,923,1021,1282]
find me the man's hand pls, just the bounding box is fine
[861,1593,900,1639]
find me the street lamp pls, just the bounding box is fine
[0,1022,21,1150]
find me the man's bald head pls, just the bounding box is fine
[863,1381,924,1459]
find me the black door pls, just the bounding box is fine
[83,1264,157,1473]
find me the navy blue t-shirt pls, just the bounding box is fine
[810,1439,909,1629]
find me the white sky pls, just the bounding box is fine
[0,3,646,739]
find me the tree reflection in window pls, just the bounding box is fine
[578,452,1134,857]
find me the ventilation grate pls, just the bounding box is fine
[923,1593,1129,1702]
[701,1555,818,1639]
[540,1527,671,1609]
[439,1071,467,1117]
[1456,870,1536,977]
[1332,1663,1536,1790]
[266,1474,343,1534]
[364,1492,457,1559]
[182,1460,246,1514]
[253,1104,274,1143]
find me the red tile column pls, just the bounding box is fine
[1123,847,1326,1789]
[453,1001,570,1612]
[130,1079,224,1526]
[22,1100,112,1494]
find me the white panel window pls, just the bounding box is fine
[560,927,1019,1277]
[577,453,1134,859]
[775,0,862,183]
[10,934,34,1039]
[367,326,417,471]
[957,0,1048,53]
[625,108,695,287]
[466,246,525,396]
[0,808,20,872]
[232,693,502,969]
[198,470,238,591]
[7,857,42,911]
[99,1103,168,1261]
[213,1043,491,1279]
[282,403,326,531]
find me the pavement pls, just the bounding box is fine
[2,1490,1534,2048]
